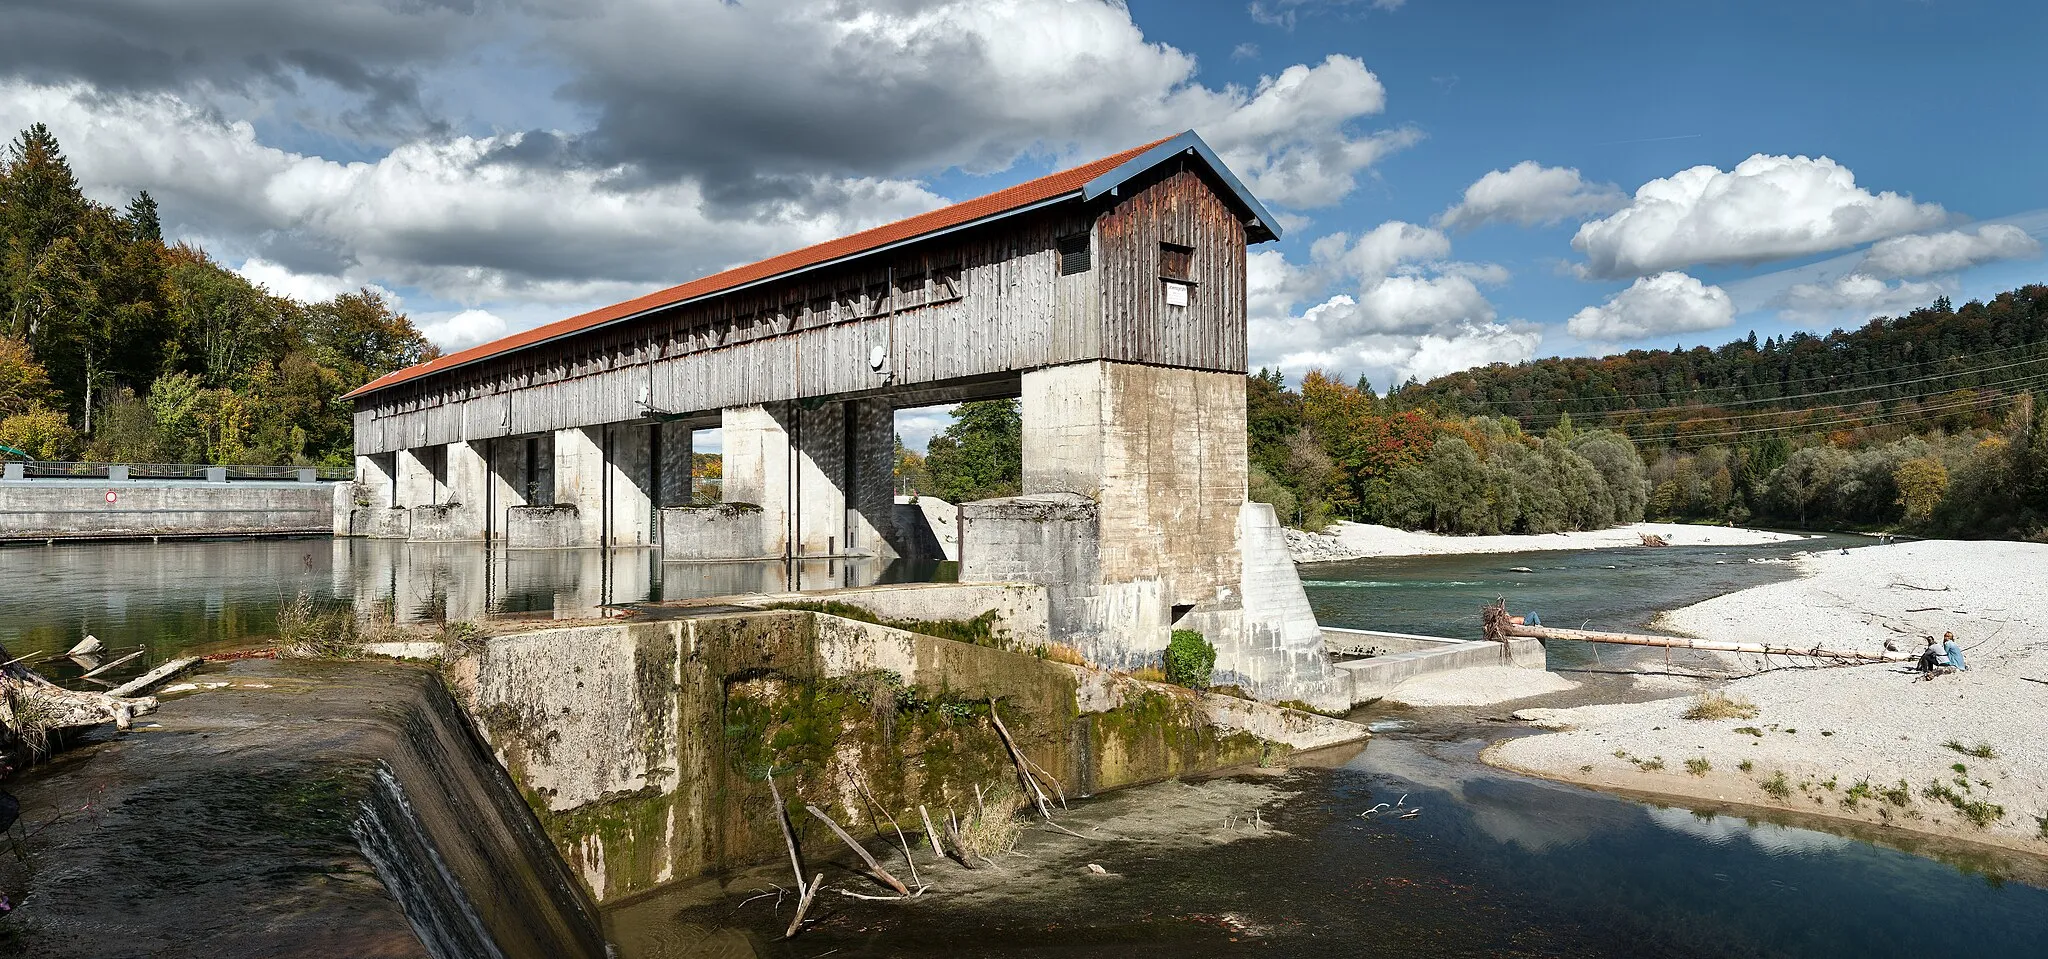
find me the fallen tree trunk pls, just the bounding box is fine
[1482,602,1911,663]
[108,657,199,698]
[2,641,166,765]
[79,649,144,680]
[805,804,911,896]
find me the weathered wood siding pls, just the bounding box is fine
[1094,164,1249,373]
[355,176,1252,456]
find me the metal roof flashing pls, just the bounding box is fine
[1079,131,1281,243]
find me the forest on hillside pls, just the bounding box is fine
[902,287,2048,543]
[0,124,435,467]
[1386,287,2048,539]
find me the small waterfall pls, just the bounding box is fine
[350,672,610,959]
[354,764,511,959]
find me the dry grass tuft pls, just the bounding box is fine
[275,592,363,659]
[1683,691,1759,721]
[948,785,1025,864]
[1129,665,1167,683]
[2,685,64,759]
[1034,643,1088,667]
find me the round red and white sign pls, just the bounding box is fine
[105,490,117,505]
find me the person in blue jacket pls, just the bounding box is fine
[1943,631,1967,671]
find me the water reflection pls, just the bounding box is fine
[0,538,941,676]
[1643,805,1857,856]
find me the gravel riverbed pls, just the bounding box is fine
[1287,521,1814,562]
[1486,540,2048,859]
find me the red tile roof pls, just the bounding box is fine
[344,134,1180,400]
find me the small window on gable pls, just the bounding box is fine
[1057,233,1091,275]
[1159,242,1193,281]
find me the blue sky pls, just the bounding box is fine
[2,0,2042,446]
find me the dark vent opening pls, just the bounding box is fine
[1057,234,1092,275]
[1159,242,1193,281]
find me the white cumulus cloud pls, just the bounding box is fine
[1780,273,1949,320]
[234,258,390,305]
[1566,272,1735,342]
[1249,221,1529,386]
[417,309,512,350]
[1859,224,2041,278]
[1438,161,1626,231]
[1572,154,1948,278]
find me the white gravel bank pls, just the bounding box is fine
[1381,665,1580,708]
[1287,521,1813,563]
[1489,540,2048,857]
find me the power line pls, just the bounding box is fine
[1436,337,2048,414]
[1647,389,2030,447]
[1521,366,2048,433]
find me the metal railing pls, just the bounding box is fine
[0,460,349,482]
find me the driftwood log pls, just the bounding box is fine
[1,642,177,768]
[805,804,911,895]
[1482,600,1913,663]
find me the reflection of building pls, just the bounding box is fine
[336,132,1347,708]
[335,539,897,623]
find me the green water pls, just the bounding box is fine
[621,743,2048,957]
[0,538,921,684]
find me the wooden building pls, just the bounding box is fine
[343,130,1277,554]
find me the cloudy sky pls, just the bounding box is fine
[6,0,2044,448]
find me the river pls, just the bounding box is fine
[5,533,2045,956]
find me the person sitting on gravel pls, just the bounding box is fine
[1916,636,1948,678]
[1943,632,1968,672]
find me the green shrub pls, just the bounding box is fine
[1760,771,1792,800]
[1163,629,1216,690]
[1684,757,1712,777]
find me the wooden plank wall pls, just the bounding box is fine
[355,180,1253,456]
[1095,164,1250,373]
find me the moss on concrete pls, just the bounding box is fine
[768,600,1008,649]
[458,609,1293,904]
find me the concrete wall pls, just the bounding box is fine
[1021,360,1247,610]
[1338,638,1547,702]
[0,479,338,539]
[1180,502,1349,712]
[740,581,1052,650]
[447,610,1364,904]
[658,504,774,561]
[553,427,606,547]
[720,405,790,554]
[958,492,1115,656]
[892,495,959,563]
[505,505,580,549]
